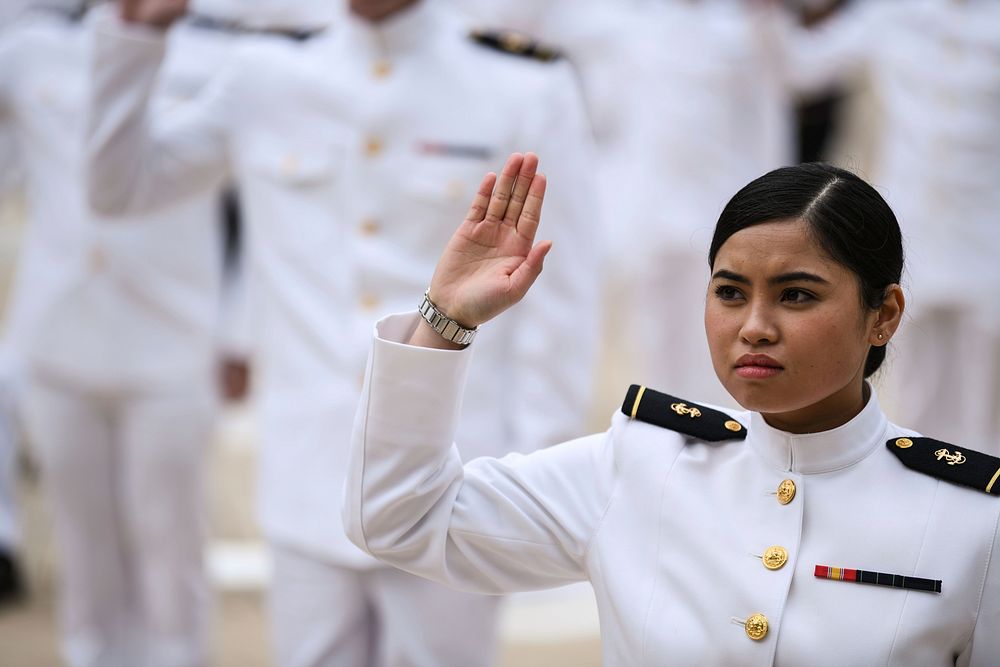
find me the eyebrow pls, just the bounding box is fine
[711,269,831,286]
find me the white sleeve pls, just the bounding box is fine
[343,313,618,594]
[504,62,603,453]
[86,10,231,216]
[958,509,1000,666]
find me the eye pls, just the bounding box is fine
[781,288,815,304]
[714,284,744,302]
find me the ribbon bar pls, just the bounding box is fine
[815,564,942,594]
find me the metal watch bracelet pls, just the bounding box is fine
[418,290,478,346]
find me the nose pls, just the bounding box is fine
[739,302,778,346]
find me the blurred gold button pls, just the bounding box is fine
[776,479,796,505]
[372,60,392,78]
[895,438,913,449]
[725,420,743,433]
[364,137,383,157]
[745,613,769,641]
[360,293,381,310]
[359,218,380,236]
[762,546,788,571]
[446,179,466,202]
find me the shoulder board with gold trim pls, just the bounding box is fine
[469,30,562,62]
[888,436,1000,497]
[621,384,746,442]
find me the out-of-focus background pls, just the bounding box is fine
[1,0,998,665]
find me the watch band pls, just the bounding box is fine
[418,290,478,346]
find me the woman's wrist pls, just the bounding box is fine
[407,318,468,351]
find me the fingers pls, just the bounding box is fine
[485,153,523,223]
[515,172,546,241]
[509,240,553,301]
[465,172,497,223]
[502,152,538,227]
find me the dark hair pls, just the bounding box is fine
[707,163,903,378]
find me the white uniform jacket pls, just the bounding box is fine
[0,10,231,391]
[345,312,1000,666]
[87,1,600,564]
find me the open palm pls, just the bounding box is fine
[427,153,552,328]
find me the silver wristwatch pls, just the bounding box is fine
[418,290,478,346]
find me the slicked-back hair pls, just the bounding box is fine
[708,163,903,378]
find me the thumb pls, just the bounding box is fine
[509,240,552,301]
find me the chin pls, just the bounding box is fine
[723,379,799,415]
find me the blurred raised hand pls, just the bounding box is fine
[423,152,552,333]
[119,0,188,28]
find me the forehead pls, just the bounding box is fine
[713,219,838,274]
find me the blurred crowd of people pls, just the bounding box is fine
[0,0,996,666]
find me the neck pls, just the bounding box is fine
[349,0,420,23]
[762,380,869,435]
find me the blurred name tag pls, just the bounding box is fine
[416,142,494,160]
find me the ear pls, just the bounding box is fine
[869,284,905,346]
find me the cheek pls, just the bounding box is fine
[789,314,866,376]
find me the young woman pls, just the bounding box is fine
[343,153,999,665]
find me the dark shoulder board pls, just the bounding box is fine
[469,29,562,62]
[887,436,1000,497]
[621,384,746,442]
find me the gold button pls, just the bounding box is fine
[359,218,380,236]
[744,613,769,641]
[360,293,381,310]
[725,420,742,433]
[88,246,107,273]
[762,546,788,571]
[895,438,913,449]
[364,137,383,157]
[776,479,796,505]
[372,60,392,78]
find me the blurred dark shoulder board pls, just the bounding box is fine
[468,30,562,63]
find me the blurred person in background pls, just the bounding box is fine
[87,0,601,664]
[0,0,30,610]
[619,0,794,407]
[455,0,795,409]
[0,1,241,663]
[774,0,1000,453]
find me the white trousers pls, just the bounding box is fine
[269,545,502,667]
[23,375,216,667]
[882,307,1000,454]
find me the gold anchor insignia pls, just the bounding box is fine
[934,448,967,466]
[670,402,702,419]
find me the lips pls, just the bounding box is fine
[735,354,783,379]
[736,354,783,369]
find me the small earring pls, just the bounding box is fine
[876,332,885,341]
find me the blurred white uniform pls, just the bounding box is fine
[0,5,234,665]
[87,1,600,664]
[776,0,1000,452]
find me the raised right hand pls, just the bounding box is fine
[119,0,188,29]
[424,152,552,331]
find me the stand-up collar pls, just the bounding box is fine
[343,0,446,57]
[746,386,890,474]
